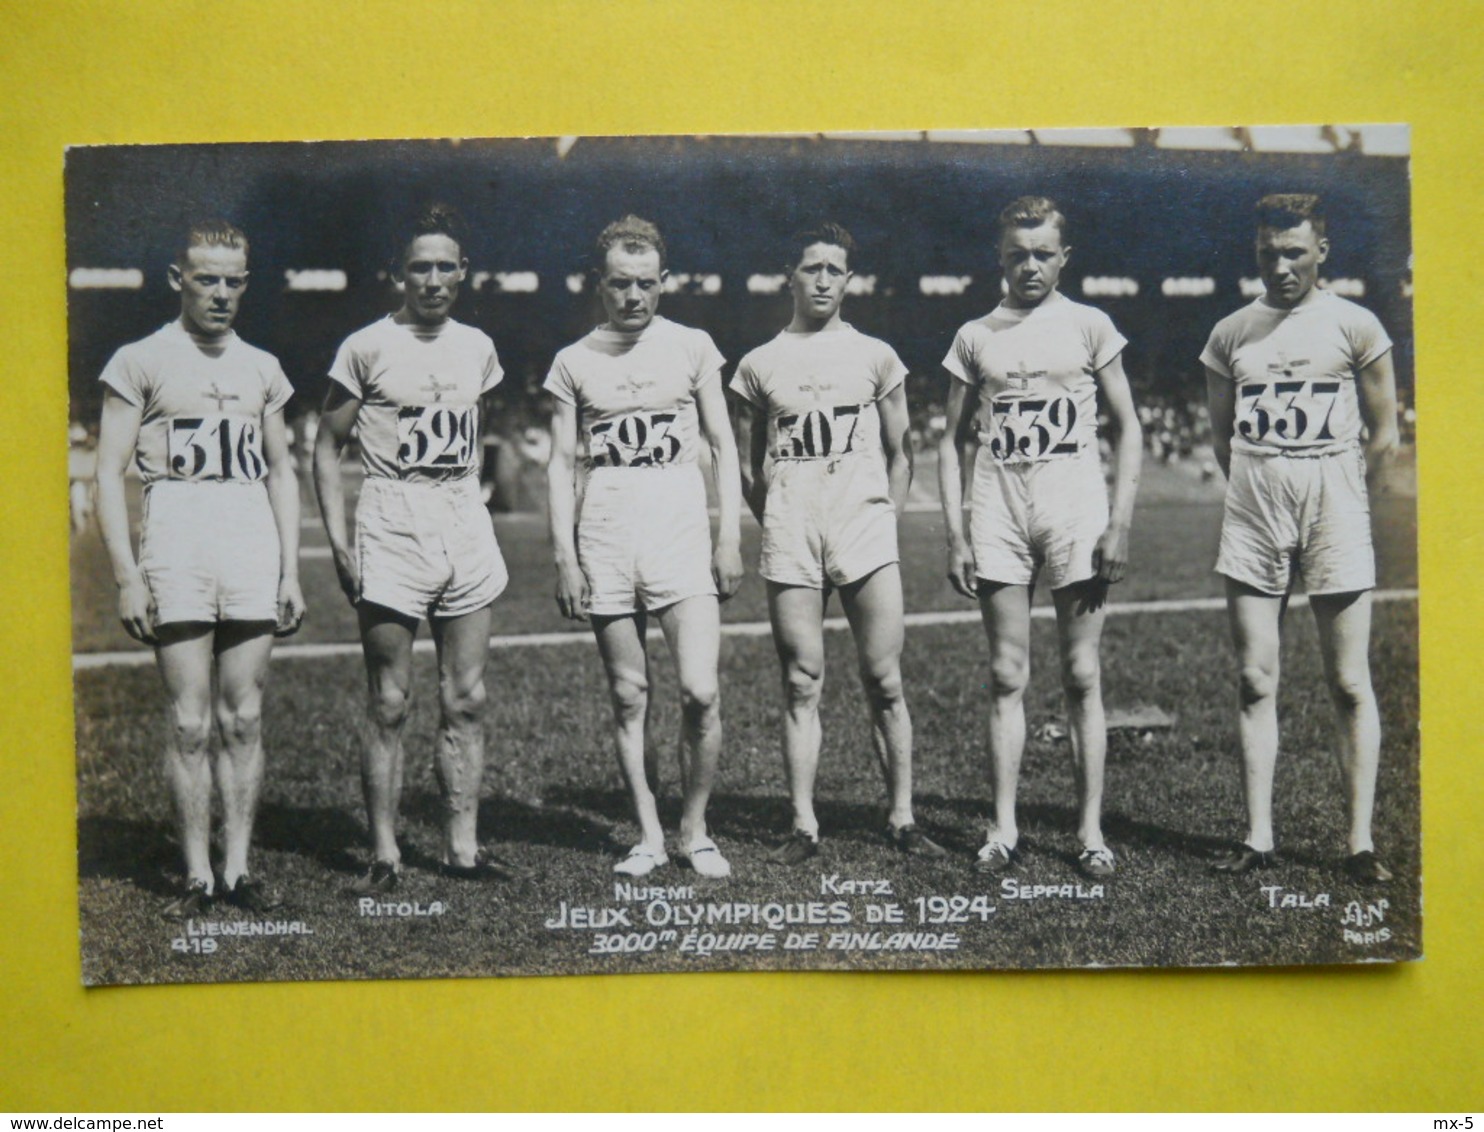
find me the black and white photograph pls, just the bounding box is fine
[67,126,1418,984]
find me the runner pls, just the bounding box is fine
[1203,193,1399,883]
[937,196,1143,879]
[546,215,744,879]
[94,220,304,917]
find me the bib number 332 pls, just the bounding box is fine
[168,414,265,481]
[397,405,478,470]
[590,411,681,467]
[987,395,1079,463]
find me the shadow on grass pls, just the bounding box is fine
[77,815,178,895]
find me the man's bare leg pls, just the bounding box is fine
[978,582,1033,852]
[767,582,827,839]
[430,603,493,869]
[358,603,419,868]
[156,623,218,893]
[656,595,723,852]
[1310,590,1382,857]
[839,565,914,831]
[211,621,276,888]
[593,611,665,862]
[1051,581,1110,853]
[1221,578,1286,858]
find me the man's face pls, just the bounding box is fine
[599,245,665,332]
[398,233,467,324]
[998,219,1068,308]
[1256,221,1328,308]
[169,244,248,338]
[789,241,852,322]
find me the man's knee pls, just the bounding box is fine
[168,701,213,755]
[214,695,263,748]
[1238,663,1279,707]
[609,671,649,724]
[859,661,905,712]
[368,679,411,730]
[440,674,488,726]
[679,674,719,720]
[989,651,1030,700]
[782,655,824,710]
[1326,667,1374,714]
[1060,649,1101,702]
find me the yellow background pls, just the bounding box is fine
[3,0,1479,1111]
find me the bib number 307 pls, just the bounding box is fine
[774,404,865,460]
[397,404,478,470]
[168,414,265,481]
[590,411,681,467]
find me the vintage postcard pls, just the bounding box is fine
[67,127,1417,984]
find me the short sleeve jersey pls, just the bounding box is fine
[731,324,907,462]
[544,316,725,470]
[328,316,503,483]
[1200,289,1392,458]
[942,291,1125,466]
[99,320,293,485]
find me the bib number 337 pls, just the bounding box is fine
[167,414,265,481]
[1236,379,1342,446]
[397,405,478,470]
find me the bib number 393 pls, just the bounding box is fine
[774,403,866,460]
[1236,380,1342,447]
[168,414,265,481]
[397,404,478,470]
[987,395,1079,463]
[590,411,681,467]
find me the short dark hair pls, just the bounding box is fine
[175,219,248,267]
[787,222,857,270]
[394,202,467,267]
[996,195,1068,242]
[594,215,667,273]
[1255,193,1327,238]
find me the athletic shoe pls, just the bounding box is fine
[440,851,535,883]
[1210,844,1276,874]
[768,829,820,866]
[350,860,399,895]
[1342,850,1394,884]
[1077,846,1117,879]
[224,875,282,913]
[681,836,732,879]
[161,879,212,921]
[973,838,1019,874]
[613,845,669,877]
[890,824,949,857]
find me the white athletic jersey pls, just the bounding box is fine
[731,324,907,462]
[328,316,503,483]
[1201,289,1392,458]
[942,291,1125,466]
[99,319,293,485]
[544,316,725,470]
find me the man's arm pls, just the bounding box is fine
[736,398,770,524]
[937,376,979,599]
[1204,366,1236,480]
[545,398,589,621]
[311,382,363,604]
[1092,354,1143,584]
[94,389,155,643]
[262,408,305,636]
[696,377,744,599]
[1356,350,1399,494]
[877,384,914,516]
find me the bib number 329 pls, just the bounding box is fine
[590,411,681,467]
[168,414,265,481]
[397,405,478,470]
[988,395,1079,463]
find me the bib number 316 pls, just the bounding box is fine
[168,414,265,481]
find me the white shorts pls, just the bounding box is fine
[762,456,898,588]
[139,480,280,625]
[356,476,509,620]
[578,464,715,616]
[1217,448,1374,596]
[970,451,1108,590]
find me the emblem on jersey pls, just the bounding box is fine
[1265,352,1312,379]
[589,410,681,467]
[614,375,658,403]
[396,404,479,469]
[774,403,866,460]
[167,414,265,481]
[420,374,459,402]
[985,394,1080,463]
[1005,360,1047,392]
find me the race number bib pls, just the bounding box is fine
[985,395,1081,463]
[1236,379,1343,448]
[589,410,681,468]
[167,414,265,481]
[396,404,479,470]
[773,403,867,460]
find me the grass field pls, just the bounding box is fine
[71,455,1421,983]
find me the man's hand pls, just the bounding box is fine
[713,541,744,602]
[1091,522,1130,585]
[275,577,307,637]
[555,564,590,622]
[118,573,157,645]
[946,535,978,600]
[330,545,359,604]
